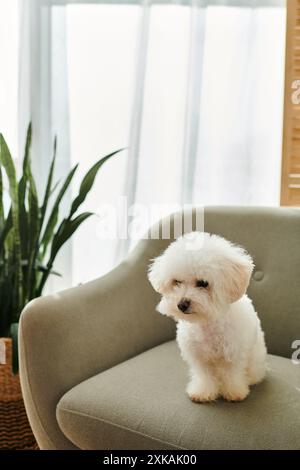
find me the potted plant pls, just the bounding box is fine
[0,124,122,449]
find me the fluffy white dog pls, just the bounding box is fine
[148,232,267,403]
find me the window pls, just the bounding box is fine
[1,0,287,289]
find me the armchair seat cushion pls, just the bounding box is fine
[56,340,300,450]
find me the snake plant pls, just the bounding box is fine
[0,124,122,371]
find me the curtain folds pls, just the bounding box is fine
[18,0,72,292]
[17,0,286,287]
[181,0,207,204]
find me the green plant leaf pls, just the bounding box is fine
[40,136,57,232]
[23,122,32,175]
[19,204,28,253]
[18,124,32,206]
[49,179,60,198]
[19,125,41,301]
[0,134,23,314]
[37,264,62,277]
[40,164,79,257]
[0,165,4,230]
[18,178,29,264]
[0,208,12,251]
[0,135,18,213]
[4,225,14,257]
[27,162,39,240]
[0,166,6,261]
[69,149,123,218]
[18,123,32,263]
[0,274,13,335]
[26,164,40,300]
[18,123,32,262]
[0,165,5,265]
[51,212,94,265]
[36,212,93,296]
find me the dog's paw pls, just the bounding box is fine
[188,392,218,403]
[186,380,219,403]
[221,384,250,402]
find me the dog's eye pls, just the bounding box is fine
[196,279,209,288]
[173,280,182,287]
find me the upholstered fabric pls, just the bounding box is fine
[57,341,300,450]
[19,207,300,450]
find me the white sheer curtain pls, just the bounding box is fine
[13,0,287,288]
[0,1,19,160]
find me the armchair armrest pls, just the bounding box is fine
[19,238,175,450]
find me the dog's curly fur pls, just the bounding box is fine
[148,232,267,403]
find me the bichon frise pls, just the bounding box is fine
[148,232,267,403]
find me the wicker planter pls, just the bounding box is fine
[0,338,38,450]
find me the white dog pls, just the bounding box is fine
[148,232,267,403]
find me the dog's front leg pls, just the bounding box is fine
[219,364,250,402]
[186,363,219,403]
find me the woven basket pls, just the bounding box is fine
[0,338,38,450]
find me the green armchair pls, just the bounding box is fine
[19,207,300,449]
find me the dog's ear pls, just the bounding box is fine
[148,255,171,294]
[220,251,254,304]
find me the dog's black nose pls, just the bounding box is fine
[177,299,191,313]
